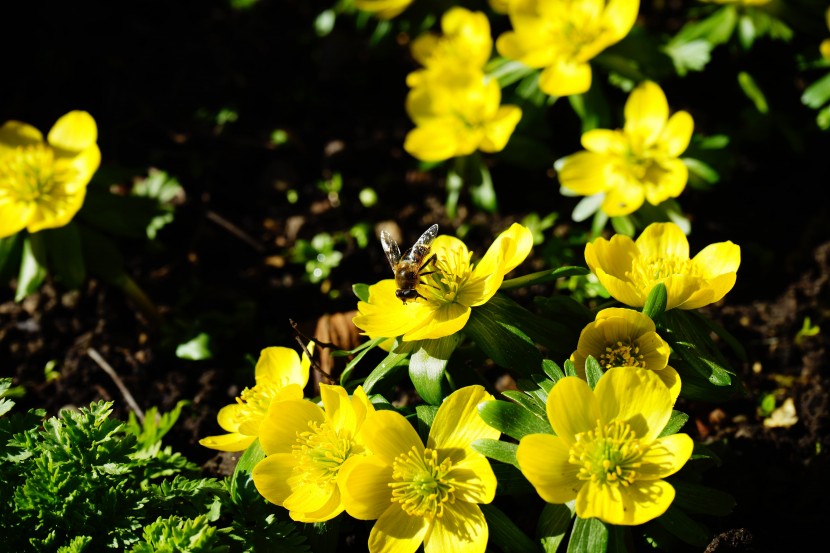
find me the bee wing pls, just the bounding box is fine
[414,224,439,249]
[380,229,401,270]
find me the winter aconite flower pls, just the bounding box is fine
[555,81,693,217]
[404,8,522,163]
[199,346,312,452]
[353,223,533,341]
[340,385,499,553]
[0,111,100,238]
[571,308,680,397]
[517,367,693,525]
[354,0,413,20]
[585,222,741,311]
[821,7,830,61]
[496,0,640,97]
[252,384,375,522]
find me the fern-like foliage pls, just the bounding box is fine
[0,378,308,552]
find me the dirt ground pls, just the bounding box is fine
[3,1,830,551]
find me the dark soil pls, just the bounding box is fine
[3,1,830,552]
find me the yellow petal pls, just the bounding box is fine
[0,202,34,238]
[291,489,344,523]
[660,111,694,157]
[538,57,592,97]
[351,385,376,431]
[692,241,741,279]
[491,222,534,276]
[546,376,599,444]
[403,302,470,341]
[428,385,498,455]
[353,280,433,340]
[216,403,244,433]
[595,367,673,444]
[321,384,356,435]
[198,432,255,452]
[624,81,668,148]
[404,121,459,162]
[425,501,488,553]
[556,151,615,195]
[340,456,394,520]
[353,0,413,20]
[0,120,44,152]
[638,433,694,479]
[255,346,309,390]
[369,504,430,553]
[603,0,641,39]
[581,129,627,155]
[602,173,645,216]
[410,33,439,66]
[643,158,688,205]
[578,479,676,525]
[516,433,581,504]
[360,410,423,464]
[47,111,98,152]
[480,105,522,153]
[259,399,325,455]
[655,365,681,403]
[252,453,296,505]
[283,479,336,517]
[447,452,497,504]
[635,222,690,260]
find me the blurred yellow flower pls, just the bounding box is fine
[821,7,830,60]
[340,385,499,553]
[404,69,522,162]
[489,0,511,14]
[496,0,640,96]
[252,384,375,522]
[585,222,740,311]
[556,81,693,217]
[517,367,693,525]
[354,0,413,20]
[0,111,100,238]
[199,346,311,452]
[353,223,533,341]
[571,307,680,397]
[701,0,771,5]
[409,7,493,76]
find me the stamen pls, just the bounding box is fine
[569,420,644,488]
[389,447,456,519]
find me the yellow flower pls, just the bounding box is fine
[701,0,771,5]
[517,367,693,525]
[199,346,312,452]
[404,67,522,162]
[555,81,693,217]
[821,8,830,61]
[409,7,493,75]
[585,222,741,311]
[339,385,499,553]
[353,223,533,341]
[0,111,101,238]
[353,0,413,20]
[571,307,680,397]
[489,0,511,14]
[496,0,640,97]
[252,384,375,522]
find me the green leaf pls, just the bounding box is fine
[670,478,735,516]
[478,399,553,441]
[642,282,667,320]
[409,334,460,405]
[486,57,537,88]
[542,359,565,383]
[658,410,690,437]
[466,300,544,378]
[472,438,518,466]
[415,405,438,443]
[481,504,542,553]
[339,337,385,386]
[662,310,735,386]
[683,157,721,185]
[801,71,830,109]
[571,194,605,223]
[502,389,547,419]
[78,189,163,238]
[492,461,537,496]
[656,505,711,547]
[563,359,577,377]
[470,161,498,214]
[362,350,409,395]
[352,283,370,302]
[567,516,608,553]
[16,234,48,301]
[501,266,590,290]
[40,223,86,289]
[584,356,603,389]
[0,233,21,278]
[78,225,126,282]
[737,13,756,50]
[176,332,213,360]
[610,215,635,237]
[538,501,575,553]
[737,71,768,113]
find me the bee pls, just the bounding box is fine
[380,224,439,304]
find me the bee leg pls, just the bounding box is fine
[420,253,437,269]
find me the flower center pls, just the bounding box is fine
[628,255,698,285]
[600,341,645,369]
[291,420,354,488]
[0,144,65,203]
[233,384,276,423]
[569,419,643,487]
[422,245,472,305]
[389,446,455,519]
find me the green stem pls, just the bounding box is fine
[114,274,164,329]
